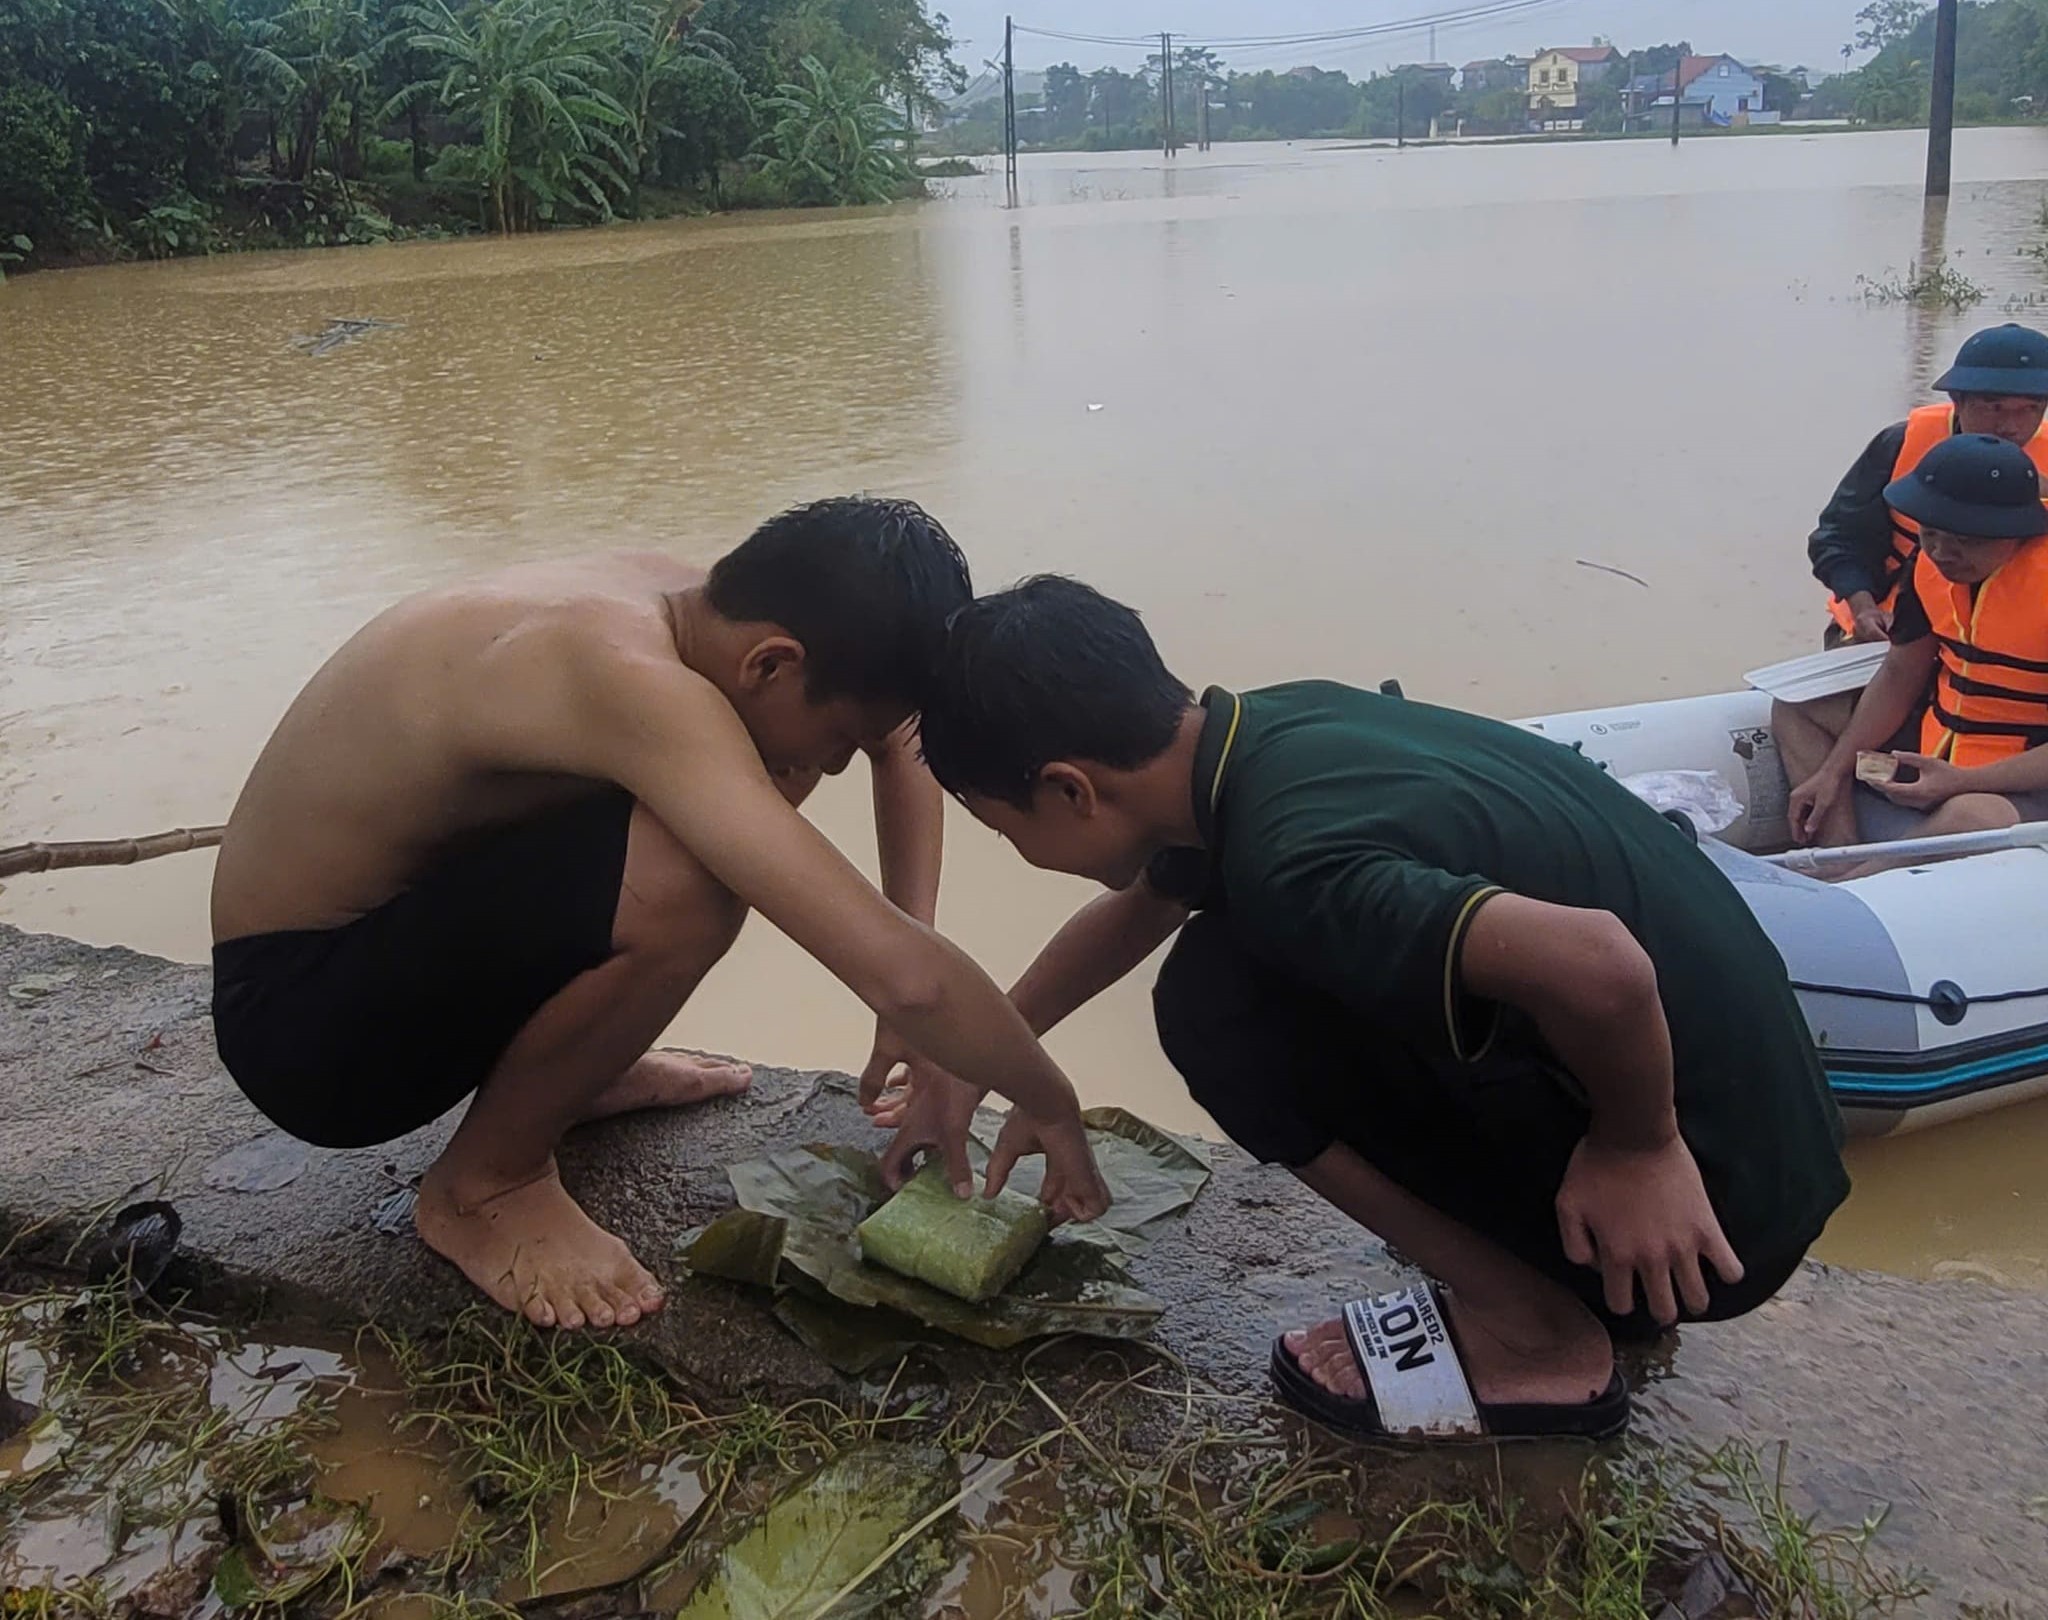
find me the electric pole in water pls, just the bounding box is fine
[1927,0,1959,196]
[1160,32,1175,157]
[1002,15,1018,204]
[1671,58,1683,145]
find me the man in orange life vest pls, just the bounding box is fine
[1808,323,2048,646]
[1781,434,2048,851]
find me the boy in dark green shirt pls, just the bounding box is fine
[878,577,1848,1441]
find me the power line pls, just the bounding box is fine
[1013,0,1569,55]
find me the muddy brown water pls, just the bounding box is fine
[5,129,2048,1297]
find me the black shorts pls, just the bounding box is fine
[211,788,635,1149]
[1152,911,1808,1334]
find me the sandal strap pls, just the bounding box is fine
[1341,1278,1483,1437]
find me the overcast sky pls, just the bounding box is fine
[942,1,1867,79]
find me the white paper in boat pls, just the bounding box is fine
[1742,642,1887,703]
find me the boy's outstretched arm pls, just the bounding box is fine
[878,876,1192,1192]
[516,639,1111,1222]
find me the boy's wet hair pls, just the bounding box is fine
[920,575,1192,808]
[708,497,972,711]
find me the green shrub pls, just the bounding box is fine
[363,136,416,176]
[0,85,92,249]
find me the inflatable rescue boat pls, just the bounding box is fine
[1517,653,2048,1139]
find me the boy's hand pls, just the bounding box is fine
[1555,1134,1744,1325]
[877,1065,984,1197]
[985,1110,1112,1226]
[859,1023,917,1115]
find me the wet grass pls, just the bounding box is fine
[1,1280,1942,1620]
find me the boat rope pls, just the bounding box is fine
[1791,980,2048,1006]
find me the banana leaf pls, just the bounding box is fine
[970,1106,1212,1255]
[675,1443,956,1620]
[725,1145,1165,1351]
[680,1210,789,1289]
[770,1293,924,1377]
[856,1161,1048,1303]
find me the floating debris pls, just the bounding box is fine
[205,1131,311,1194]
[1576,558,1652,589]
[370,1182,418,1238]
[7,970,76,1005]
[0,1412,75,1487]
[84,1199,184,1297]
[289,316,402,358]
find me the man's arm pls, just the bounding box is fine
[1786,634,1941,843]
[496,633,1109,1217]
[1880,736,2048,807]
[1458,894,1742,1322]
[869,719,941,925]
[856,721,945,1099]
[1808,425,1908,637]
[876,878,1190,1190]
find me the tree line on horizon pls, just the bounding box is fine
[0,0,963,272]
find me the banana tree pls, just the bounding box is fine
[388,0,634,231]
[751,54,912,207]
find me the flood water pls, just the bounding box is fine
[5,128,2048,1289]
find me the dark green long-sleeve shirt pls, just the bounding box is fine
[1806,421,1911,604]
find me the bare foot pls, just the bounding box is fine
[581,1049,753,1122]
[1282,1289,1613,1410]
[416,1158,666,1331]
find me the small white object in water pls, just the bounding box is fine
[1087,402,1105,412]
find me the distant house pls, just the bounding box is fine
[1462,57,1528,94]
[1527,45,1621,119]
[1397,62,1458,90]
[1626,54,1772,128]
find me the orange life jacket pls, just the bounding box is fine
[1827,405,2048,633]
[1917,536,2048,766]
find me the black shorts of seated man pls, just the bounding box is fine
[876,578,1849,1443]
[210,501,1111,1333]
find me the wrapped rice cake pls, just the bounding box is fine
[856,1161,1050,1303]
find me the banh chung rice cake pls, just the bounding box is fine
[856,1160,1051,1303]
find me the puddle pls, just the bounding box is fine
[0,1286,1962,1618]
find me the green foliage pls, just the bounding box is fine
[1820,0,2048,127]
[750,54,913,207]
[1858,0,1933,52]
[0,0,957,263]
[0,83,90,248]
[388,0,635,231]
[130,192,219,257]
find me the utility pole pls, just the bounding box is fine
[1160,32,1175,157]
[1002,16,1017,205]
[1670,57,1683,145]
[1927,0,1959,196]
[1397,76,1406,148]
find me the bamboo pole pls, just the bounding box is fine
[0,826,224,879]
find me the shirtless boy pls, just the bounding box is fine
[211,498,1111,1331]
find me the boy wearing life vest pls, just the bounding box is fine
[1785,434,2048,850]
[1808,323,2048,646]
[871,578,1848,1443]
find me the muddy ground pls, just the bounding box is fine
[2,924,2043,1607]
